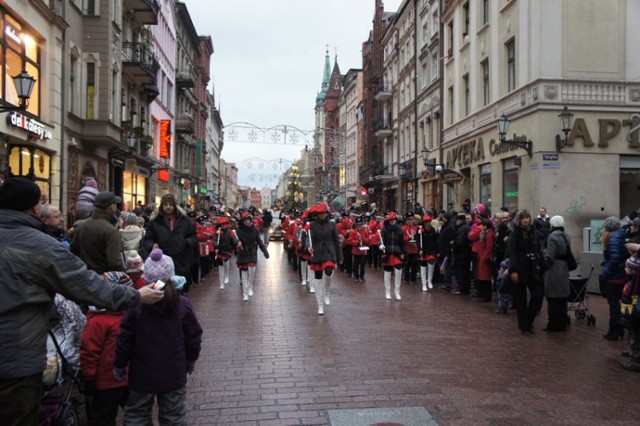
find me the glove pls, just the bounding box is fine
[82,378,96,396]
[187,361,195,375]
[262,249,270,259]
[379,245,385,252]
[113,367,127,381]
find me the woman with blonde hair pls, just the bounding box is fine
[507,209,544,335]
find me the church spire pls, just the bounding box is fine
[316,46,332,104]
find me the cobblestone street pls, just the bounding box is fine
[182,242,637,425]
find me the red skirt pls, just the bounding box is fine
[237,262,257,270]
[381,254,404,267]
[309,261,336,272]
[418,254,436,263]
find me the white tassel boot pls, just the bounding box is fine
[241,271,249,301]
[248,266,255,297]
[219,263,226,289]
[394,270,402,300]
[223,260,230,285]
[427,262,435,290]
[323,274,332,306]
[420,265,428,292]
[314,276,324,315]
[300,260,307,285]
[384,270,392,300]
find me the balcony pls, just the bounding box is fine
[123,0,159,25]
[373,120,393,138]
[374,165,395,182]
[374,81,392,101]
[122,42,159,86]
[176,69,195,88]
[175,113,194,134]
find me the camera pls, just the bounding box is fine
[153,280,166,291]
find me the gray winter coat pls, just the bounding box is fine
[0,209,141,380]
[544,229,571,298]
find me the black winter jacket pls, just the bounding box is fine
[141,214,197,277]
[235,223,268,264]
[380,222,405,256]
[304,217,343,264]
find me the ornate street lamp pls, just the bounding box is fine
[555,106,574,153]
[0,69,36,112]
[496,113,533,157]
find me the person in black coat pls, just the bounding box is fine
[235,211,270,301]
[508,209,544,335]
[141,194,197,293]
[416,214,438,292]
[303,202,343,315]
[437,212,456,290]
[214,216,239,290]
[379,212,406,301]
[452,213,472,295]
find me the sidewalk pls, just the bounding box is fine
[185,242,636,425]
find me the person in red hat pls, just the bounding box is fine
[346,215,371,282]
[235,211,270,301]
[214,215,238,289]
[379,211,406,300]
[417,214,438,292]
[402,212,419,285]
[294,210,313,287]
[303,202,342,314]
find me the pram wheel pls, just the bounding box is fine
[54,404,79,426]
[575,310,586,320]
[587,315,596,326]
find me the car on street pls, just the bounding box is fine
[269,218,283,241]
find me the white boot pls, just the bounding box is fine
[427,262,435,289]
[394,270,402,300]
[300,261,307,285]
[223,260,230,284]
[241,271,249,301]
[420,265,428,292]
[219,267,225,289]
[384,270,392,300]
[314,277,324,314]
[323,274,332,306]
[248,266,255,296]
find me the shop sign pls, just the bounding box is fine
[181,178,191,188]
[7,112,52,140]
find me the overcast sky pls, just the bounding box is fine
[185,0,403,187]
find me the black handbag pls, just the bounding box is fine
[562,235,578,271]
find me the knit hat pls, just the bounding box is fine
[550,215,564,228]
[626,254,640,272]
[143,247,175,283]
[103,271,134,288]
[475,203,486,214]
[603,216,621,231]
[0,177,41,211]
[76,177,99,216]
[125,250,144,273]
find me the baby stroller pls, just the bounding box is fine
[39,295,87,425]
[567,265,596,326]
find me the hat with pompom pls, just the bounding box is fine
[626,254,640,272]
[143,247,175,283]
[125,250,144,273]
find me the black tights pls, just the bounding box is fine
[383,265,403,272]
[314,267,334,279]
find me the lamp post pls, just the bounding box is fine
[496,113,533,157]
[0,69,36,112]
[420,147,445,212]
[555,106,574,153]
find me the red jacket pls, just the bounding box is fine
[402,223,419,254]
[80,311,128,390]
[346,227,371,256]
[475,229,495,281]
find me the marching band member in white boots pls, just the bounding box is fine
[379,212,405,300]
[214,215,238,289]
[235,211,269,301]
[417,214,438,292]
[304,203,343,315]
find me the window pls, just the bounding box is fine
[0,13,41,116]
[69,54,79,115]
[431,52,438,81]
[463,74,470,116]
[503,158,519,211]
[463,2,470,38]
[86,62,95,119]
[85,0,97,16]
[479,163,491,212]
[482,0,489,25]
[166,81,173,111]
[506,39,516,92]
[448,86,454,124]
[482,59,490,106]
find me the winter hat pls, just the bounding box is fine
[603,216,621,232]
[550,215,564,228]
[0,177,41,211]
[386,211,397,221]
[629,210,639,221]
[76,177,99,215]
[103,271,134,288]
[143,247,175,283]
[160,193,176,206]
[626,254,640,272]
[125,250,144,273]
[240,211,252,221]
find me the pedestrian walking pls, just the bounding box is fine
[600,216,628,340]
[379,212,405,300]
[542,215,571,332]
[416,214,438,292]
[235,211,270,301]
[214,216,238,290]
[304,203,343,315]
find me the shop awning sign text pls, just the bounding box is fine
[7,112,52,140]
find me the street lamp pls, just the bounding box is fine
[496,113,533,157]
[0,69,36,112]
[555,106,574,153]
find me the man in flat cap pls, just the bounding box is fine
[0,177,163,425]
[71,191,124,274]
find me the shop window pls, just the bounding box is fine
[479,163,491,213]
[123,171,146,212]
[0,12,41,116]
[503,158,519,212]
[8,145,51,201]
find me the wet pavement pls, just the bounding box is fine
[184,241,637,425]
